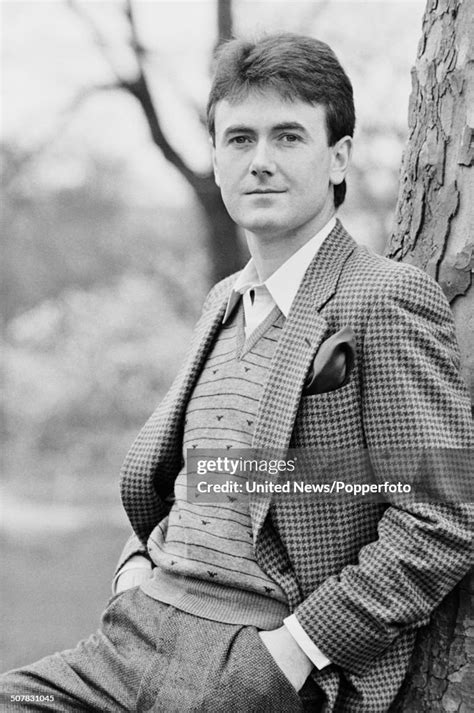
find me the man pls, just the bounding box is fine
[2,34,472,712]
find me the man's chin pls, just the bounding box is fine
[239,217,285,238]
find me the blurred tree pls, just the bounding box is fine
[387,0,473,710]
[0,149,205,322]
[68,0,246,286]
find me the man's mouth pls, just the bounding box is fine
[245,189,286,194]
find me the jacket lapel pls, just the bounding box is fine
[165,292,230,437]
[250,221,357,538]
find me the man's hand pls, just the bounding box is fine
[258,625,313,692]
[114,555,153,594]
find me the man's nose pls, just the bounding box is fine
[249,140,276,176]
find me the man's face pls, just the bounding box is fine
[212,90,351,244]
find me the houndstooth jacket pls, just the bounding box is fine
[118,221,473,712]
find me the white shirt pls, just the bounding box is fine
[224,216,336,341]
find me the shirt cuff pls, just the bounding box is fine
[112,554,153,595]
[283,614,331,670]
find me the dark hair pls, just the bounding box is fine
[207,33,355,208]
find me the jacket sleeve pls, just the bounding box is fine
[293,265,473,675]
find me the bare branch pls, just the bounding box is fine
[65,0,202,190]
[118,0,201,189]
[124,74,200,188]
[124,0,146,59]
[66,0,132,83]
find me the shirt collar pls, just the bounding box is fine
[223,216,336,323]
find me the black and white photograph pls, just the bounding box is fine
[1,0,473,711]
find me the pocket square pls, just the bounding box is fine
[303,326,356,395]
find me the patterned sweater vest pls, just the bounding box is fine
[142,303,290,629]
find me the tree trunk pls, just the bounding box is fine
[202,0,247,285]
[386,1,473,710]
[195,175,248,286]
[217,0,233,46]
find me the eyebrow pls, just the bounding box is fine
[271,122,308,133]
[222,122,308,139]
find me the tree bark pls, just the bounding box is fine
[386,1,473,710]
[387,0,473,399]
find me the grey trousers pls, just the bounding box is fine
[1,587,324,712]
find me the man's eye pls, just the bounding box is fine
[281,134,300,143]
[229,136,250,144]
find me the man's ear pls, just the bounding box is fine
[211,143,220,187]
[330,136,352,186]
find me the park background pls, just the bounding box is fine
[1,0,426,670]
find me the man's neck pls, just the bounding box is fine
[245,212,336,282]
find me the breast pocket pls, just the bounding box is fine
[291,379,364,449]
